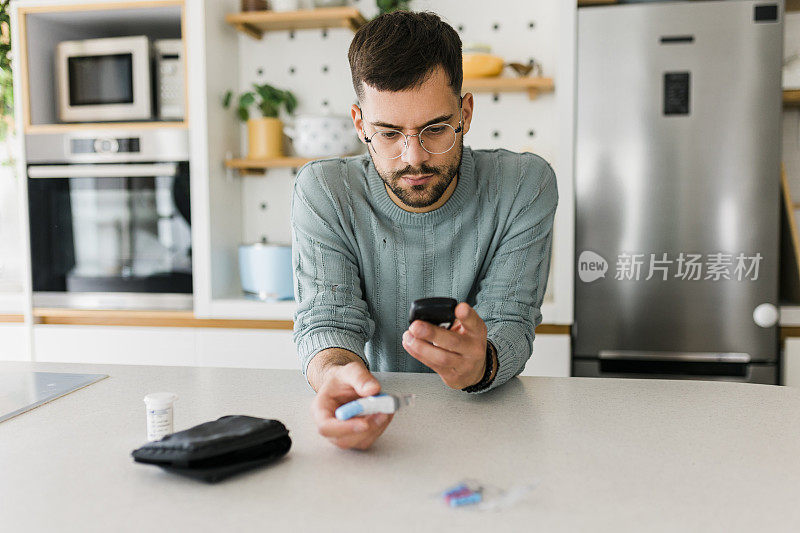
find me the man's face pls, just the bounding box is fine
[352,67,474,209]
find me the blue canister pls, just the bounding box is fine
[238,243,294,301]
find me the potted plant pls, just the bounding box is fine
[224,83,298,159]
[377,0,410,14]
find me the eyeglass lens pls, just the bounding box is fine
[370,123,457,159]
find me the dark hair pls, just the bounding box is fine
[348,11,463,101]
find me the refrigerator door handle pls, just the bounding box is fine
[598,351,751,363]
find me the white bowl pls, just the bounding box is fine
[285,114,363,158]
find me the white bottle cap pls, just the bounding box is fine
[144,392,178,408]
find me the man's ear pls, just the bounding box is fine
[460,92,475,136]
[351,104,367,144]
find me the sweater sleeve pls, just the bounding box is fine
[471,155,559,392]
[290,162,374,377]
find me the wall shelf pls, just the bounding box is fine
[577,0,617,6]
[208,298,296,322]
[32,307,294,329]
[785,90,800,106]
[463,76,555,100]
[226,157,314,175]
[225,7,367,40]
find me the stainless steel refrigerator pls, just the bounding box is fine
[574,1,783,384]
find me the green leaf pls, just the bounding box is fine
[260,100,278,118]
[254,83,279,104]
[283,91,298,114]
[239,92,255,107]
[222,82,297,120]
[222,90,232,108]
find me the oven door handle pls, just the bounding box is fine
[27,163,179,178]
[598,350,751,363]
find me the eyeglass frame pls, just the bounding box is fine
[358,96,464,160]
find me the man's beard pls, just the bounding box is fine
[372,138,463,209]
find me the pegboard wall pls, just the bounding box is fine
[234,0,568,303]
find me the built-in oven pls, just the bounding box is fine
[25,129,192,309]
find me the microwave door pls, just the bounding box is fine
[68,54,134,107]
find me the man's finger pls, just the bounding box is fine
[403,331,458,370]
[455,302,483,333]
[409,320,469,354]
[365,413,393,439]
[311,386,370,436]
[340,362,381,396]
[313,402,370,437]
[325,413,393,449]
[330,413,394,449]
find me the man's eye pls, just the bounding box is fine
[379,131,400,140]
[425,126,447,134]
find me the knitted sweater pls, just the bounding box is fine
[291,146,558,391]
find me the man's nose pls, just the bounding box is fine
[400,134,430,167]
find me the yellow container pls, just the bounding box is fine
[247,117,283,159]
[462,53,504,78]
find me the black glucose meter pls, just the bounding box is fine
[408,297,458,330]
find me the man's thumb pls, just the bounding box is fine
[355,369,380,396]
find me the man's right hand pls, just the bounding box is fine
[309,356,393,450]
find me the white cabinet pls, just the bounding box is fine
[34,325,197,366]
[783,338,800,387]
[30,325,571,377]
[32,325,298,368]
[521,334,571,377]
[195,328,299,369]
[0,324,28,361]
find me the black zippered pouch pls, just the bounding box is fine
[132,415,291,483]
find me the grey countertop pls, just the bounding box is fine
[1,361,799,532]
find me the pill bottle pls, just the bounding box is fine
[144,392,178,441]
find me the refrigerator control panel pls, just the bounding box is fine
[664,72,690,116]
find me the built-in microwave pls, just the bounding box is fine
[56,35,156,123]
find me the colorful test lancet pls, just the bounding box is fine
[442,482,483,507]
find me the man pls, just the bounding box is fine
[291,11,558,450]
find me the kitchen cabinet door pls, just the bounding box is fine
[33,325,196,366]
[195,329,299,370]
[0,324,28,361]
[783,338,800,387]
[520,334,571,377]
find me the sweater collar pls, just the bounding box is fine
[364,146,475,226]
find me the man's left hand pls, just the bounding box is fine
[402,302,491,390]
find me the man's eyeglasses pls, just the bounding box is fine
[359,98,463,160]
